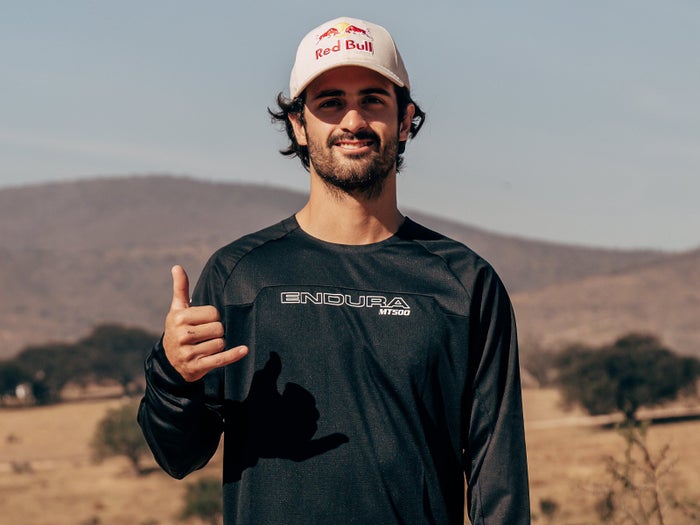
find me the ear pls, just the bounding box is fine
[399,103,415,142]
[288,112,308,147]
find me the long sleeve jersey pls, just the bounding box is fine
[138,215,530,524]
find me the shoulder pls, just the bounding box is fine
[207,216,298,269]
[399,217,501,287]
[193,216,298,299]
[402,219,516,333]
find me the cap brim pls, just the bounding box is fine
[293,63,405,98]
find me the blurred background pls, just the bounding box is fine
[2,0,698,250]
[1,2,699,524]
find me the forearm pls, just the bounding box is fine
[137,338,224,479]
[465,271,530,523]
[466,373,529,523]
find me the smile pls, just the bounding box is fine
[334,139,375,151]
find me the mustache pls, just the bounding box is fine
[327,130,380,147]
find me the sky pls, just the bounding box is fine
[1,1,698,251]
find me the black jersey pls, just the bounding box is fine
[139,216,530,524]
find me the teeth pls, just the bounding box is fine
[337,141,372,149]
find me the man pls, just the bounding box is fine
[138,16,530,524]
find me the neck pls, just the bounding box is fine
[296,171,403,245]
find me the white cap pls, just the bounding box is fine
[289,16,410,99]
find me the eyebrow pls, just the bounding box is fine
[311,87,392,100]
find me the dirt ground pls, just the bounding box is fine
[1,390,698,524]
[525,389,700,524]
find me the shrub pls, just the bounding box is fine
[181,477,223,525]
[90,400,149,475]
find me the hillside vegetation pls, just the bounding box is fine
[2,175,696,359]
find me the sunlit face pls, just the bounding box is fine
[290,66,414,199]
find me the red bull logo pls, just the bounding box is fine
[344,25,371,38]
[314,22,374,60]
[316,27,340,42]
[316,22,373,43]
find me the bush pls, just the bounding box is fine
[0,362,30,397]
[555,333,699,423]
[181,477,223,525]
[90,400,149,475]
[4,323,158,404]
[594,422,700,524]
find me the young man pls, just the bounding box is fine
[139,16,530,524]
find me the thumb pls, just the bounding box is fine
[170,264,191,310]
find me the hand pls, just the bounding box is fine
[163,265,248,382]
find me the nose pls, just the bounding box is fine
[339,107,368,134]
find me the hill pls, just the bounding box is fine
[1,175,695,359]
[512,247,700,356]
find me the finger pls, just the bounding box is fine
[170,265,190,311]
[169,304,220,327]
[195,345,249,377]
[180,320,225,345]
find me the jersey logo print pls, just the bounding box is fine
[280,291,411,316]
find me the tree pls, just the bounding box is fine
[7,323,158,404]
[90,400,150,475]
[13,343,83,404]
[80,323,156,393]
[0,362,31,398]
[555,333,700,424]
[519,337,558,386]
[180,478,223,525]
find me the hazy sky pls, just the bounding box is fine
[2,1,698,251]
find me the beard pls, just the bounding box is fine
[306,129,399,200]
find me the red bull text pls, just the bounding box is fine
[314,22,375,60]
[315,39,373,59]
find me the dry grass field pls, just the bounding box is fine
[1,389,698,525]
[524,390,700,524]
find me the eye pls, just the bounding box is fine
[318,98,343,109]
[363,95,385,105]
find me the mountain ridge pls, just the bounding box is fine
[2,175,695,358]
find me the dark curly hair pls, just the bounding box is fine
[268,85,425,173]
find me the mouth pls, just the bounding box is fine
[334,138,375,152]
[331,131,380,156]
